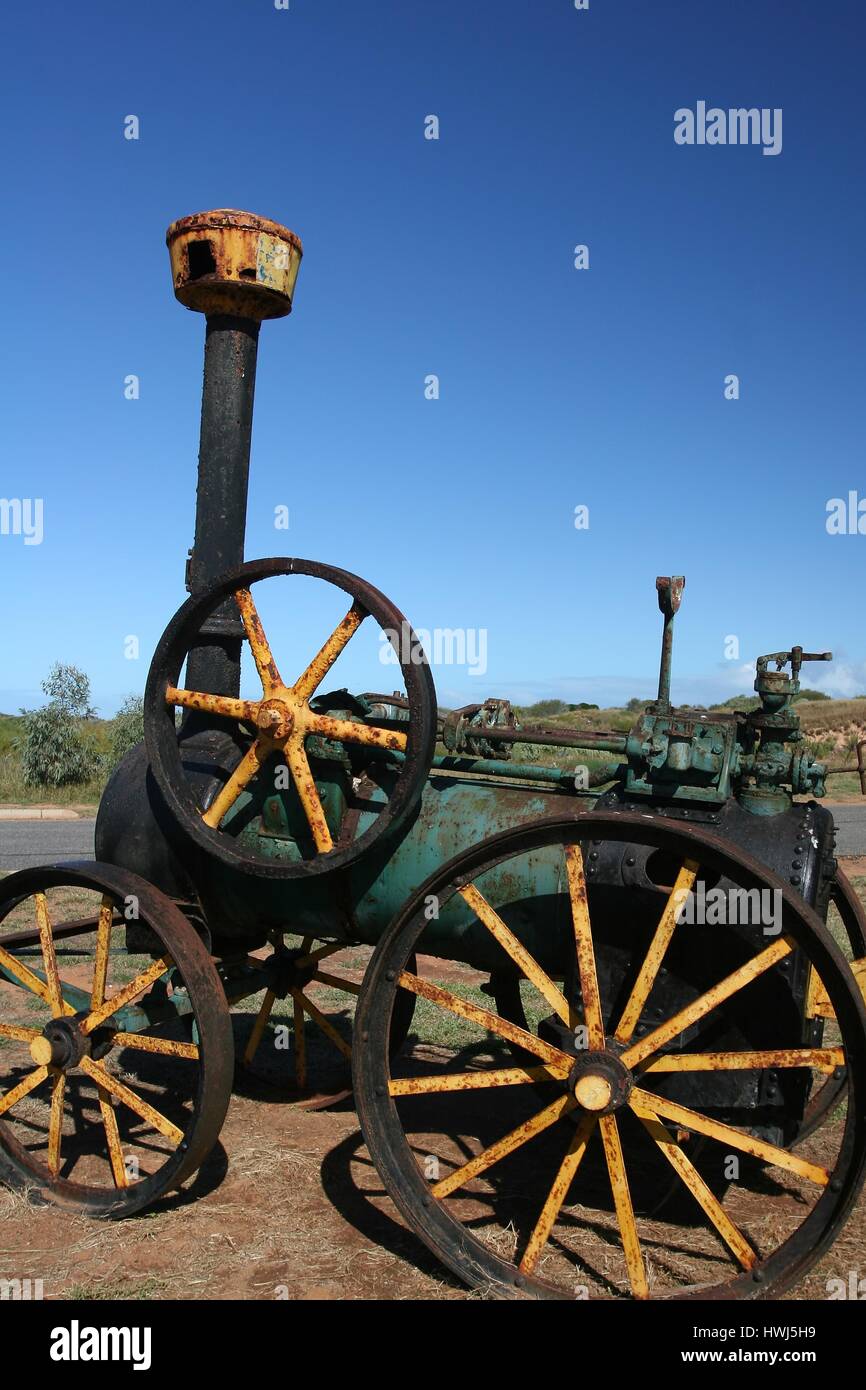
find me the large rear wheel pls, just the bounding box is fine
[354,812,866,1299]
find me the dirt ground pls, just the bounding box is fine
[2,1071,859,1304]
[1,873,866,1302]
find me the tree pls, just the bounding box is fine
[20,663,101,788]
[41,663,96,718]
[109,695,145,769]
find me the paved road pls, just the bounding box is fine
[827,803,866,859]
[0,819,96,872]
[3,806,866,873]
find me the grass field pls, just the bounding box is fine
[0,713,114,808]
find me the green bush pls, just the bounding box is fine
[109,695,145,769]
[522,699,568,717]
[20,664,103,788]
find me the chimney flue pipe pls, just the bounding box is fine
[165,209,303,697]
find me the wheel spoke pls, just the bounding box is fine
[459,883,575,1027]
[312,970,361,996]
[0,1023,39,1042]
[285,741,334,852]
[565,845,605,1048]
[0,1065,50,1117]
[295,942,344,968]
[599,1113,648,1299]
[82,954,174,1034]
[80,1058,183,1145]
[113,1032,200,1061]
[519,1112,597,1274]
[234,587,283,692]
[47,1071,65,1176]
[630,1094,756,1270]
[0,943,75,1015]
[96,1086,129,1188]
[291,988,352,1060]
[35,894,63,1019]
[243,989,276,1065]
[621,936,794,1070]
[614,859,699,1043]
[631,1086,829,1185]
[398,971,572,1069]
[431,1093,576,1199]
[202,741,268,830]
[306,712,406,753]
[292,601,366,702]
[165,687,261,723]
[293,995,307,1089]
[91,896,113,1010]
[641,1047,844,1075]
[389,1063,568,1096]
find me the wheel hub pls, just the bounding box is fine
[256,698,295,741]
[269,947,318,996]
[29,1015,91,1072]
[568,1049,633,1115]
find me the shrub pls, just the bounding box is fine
[109,695,145,769]
[523,699,568,717]
[20,663,102,788]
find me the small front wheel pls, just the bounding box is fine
[0,863,233,1216]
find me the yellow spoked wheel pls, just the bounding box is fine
[238,936,417,1109]
[354,812,866,1299]
[144,557,436,878]
[0,864,232,1216]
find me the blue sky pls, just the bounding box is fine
[1,0,864,715]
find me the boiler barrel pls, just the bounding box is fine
[196,772,576,971]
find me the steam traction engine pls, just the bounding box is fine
[1,210,865,1300]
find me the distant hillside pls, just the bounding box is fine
[509,697,866,789]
